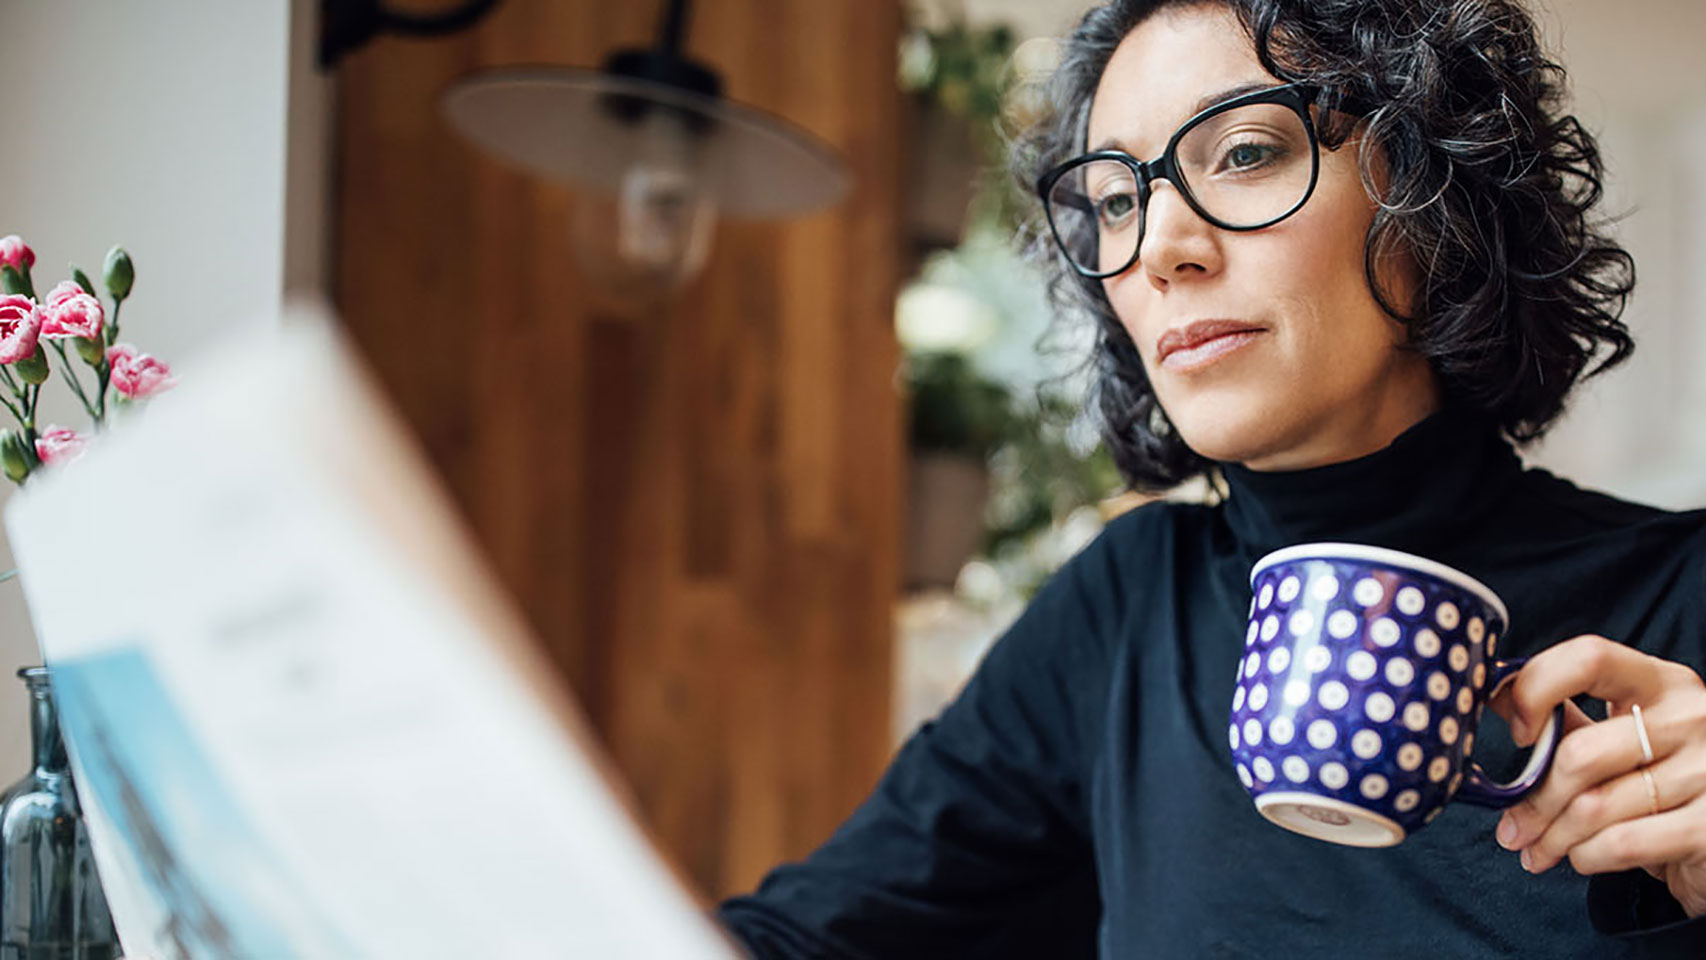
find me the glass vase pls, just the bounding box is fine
[0,666,119,959]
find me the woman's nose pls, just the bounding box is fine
[1138,180,1220,288]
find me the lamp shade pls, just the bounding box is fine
[441,68,851,219]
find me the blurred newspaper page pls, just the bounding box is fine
[4,310,742,960]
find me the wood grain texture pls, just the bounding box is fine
[335,0,902,899]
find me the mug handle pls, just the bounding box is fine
[1453,657,1566,808]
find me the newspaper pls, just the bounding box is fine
[4,309,743,960]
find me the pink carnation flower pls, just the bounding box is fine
[0,236,33,274]
[33,426,86,467]
[43,281,84,310]
[0,294,41,364]
[39,286,104,341]
[106,343,175,399]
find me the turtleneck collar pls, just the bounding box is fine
[1217,407,1524,560]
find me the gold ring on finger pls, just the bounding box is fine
[1640,767,1661,817]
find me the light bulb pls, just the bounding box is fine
[570,109,718,306]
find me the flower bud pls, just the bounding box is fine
[0,266,25,297]
[74,335,105,367]
[71,267,96,298]
[14,346,48,385]
[103,247,134,301]
[1,431,32,483]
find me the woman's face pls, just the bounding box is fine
[1087,3,1438,470]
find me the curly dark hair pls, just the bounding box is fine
[1014,0,1636,491]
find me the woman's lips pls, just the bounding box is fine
[1155,320,1266,372]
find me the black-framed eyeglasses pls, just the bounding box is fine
[1036,83,1321,279]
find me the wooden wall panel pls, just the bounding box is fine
[335,0,902,899]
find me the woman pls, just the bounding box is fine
[718,0,1706,955]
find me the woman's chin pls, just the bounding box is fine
[1165,402,1298,467]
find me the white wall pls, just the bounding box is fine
[0,1,330,778]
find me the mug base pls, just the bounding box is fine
[1254,792,1407,847]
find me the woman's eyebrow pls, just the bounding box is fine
[1089,81,1282,154]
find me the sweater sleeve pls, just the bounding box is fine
[715,533,1119,960]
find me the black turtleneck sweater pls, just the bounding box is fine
[717,411,1706,958]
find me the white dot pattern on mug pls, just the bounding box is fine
[1436,601,1460,630]
[1415,628,1442,658]
[1463,733,1475,756]
[1285,681,1312,708]
[1449,771,1464,795]
[1488,633,1499,656]
[1425,808,1442,825]
[1245,653,1261,679]
[1448,644,1469,673]
[1370,618,1401,647]
[1395,586,1425,616]
[1236,555,1511,836]
[1361,774,1389,800]
[1403,702,1431,732]
[1318,681,1350,711]
[1365,692,1396,723]
[1428,672,1452,701]
[1351,729,1382,759]
[1385,658,1415,687]
[1397,743,1423,771]
[1304,646,1333,673]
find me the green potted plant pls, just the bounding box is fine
[904,351,1015,588]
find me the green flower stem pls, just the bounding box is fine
[47,341,98,421]
[95,361,110,424]
[0,364,21,400]
[0,388,24,429]
[105,299,122,347]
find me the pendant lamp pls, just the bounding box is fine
[441,0,852,304]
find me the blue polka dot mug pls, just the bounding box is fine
[1230,543,1565,847]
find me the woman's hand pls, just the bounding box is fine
[1491,635,1706,917]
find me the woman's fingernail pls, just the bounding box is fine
[1496,815,1517,849]
[1520,848,1534,872]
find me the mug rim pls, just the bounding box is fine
[1251,542,1510,629]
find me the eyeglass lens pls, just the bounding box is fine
[1046,100,1313,276]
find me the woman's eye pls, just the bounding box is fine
[1221,141,1283,172]
[1097,191,1137,225]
